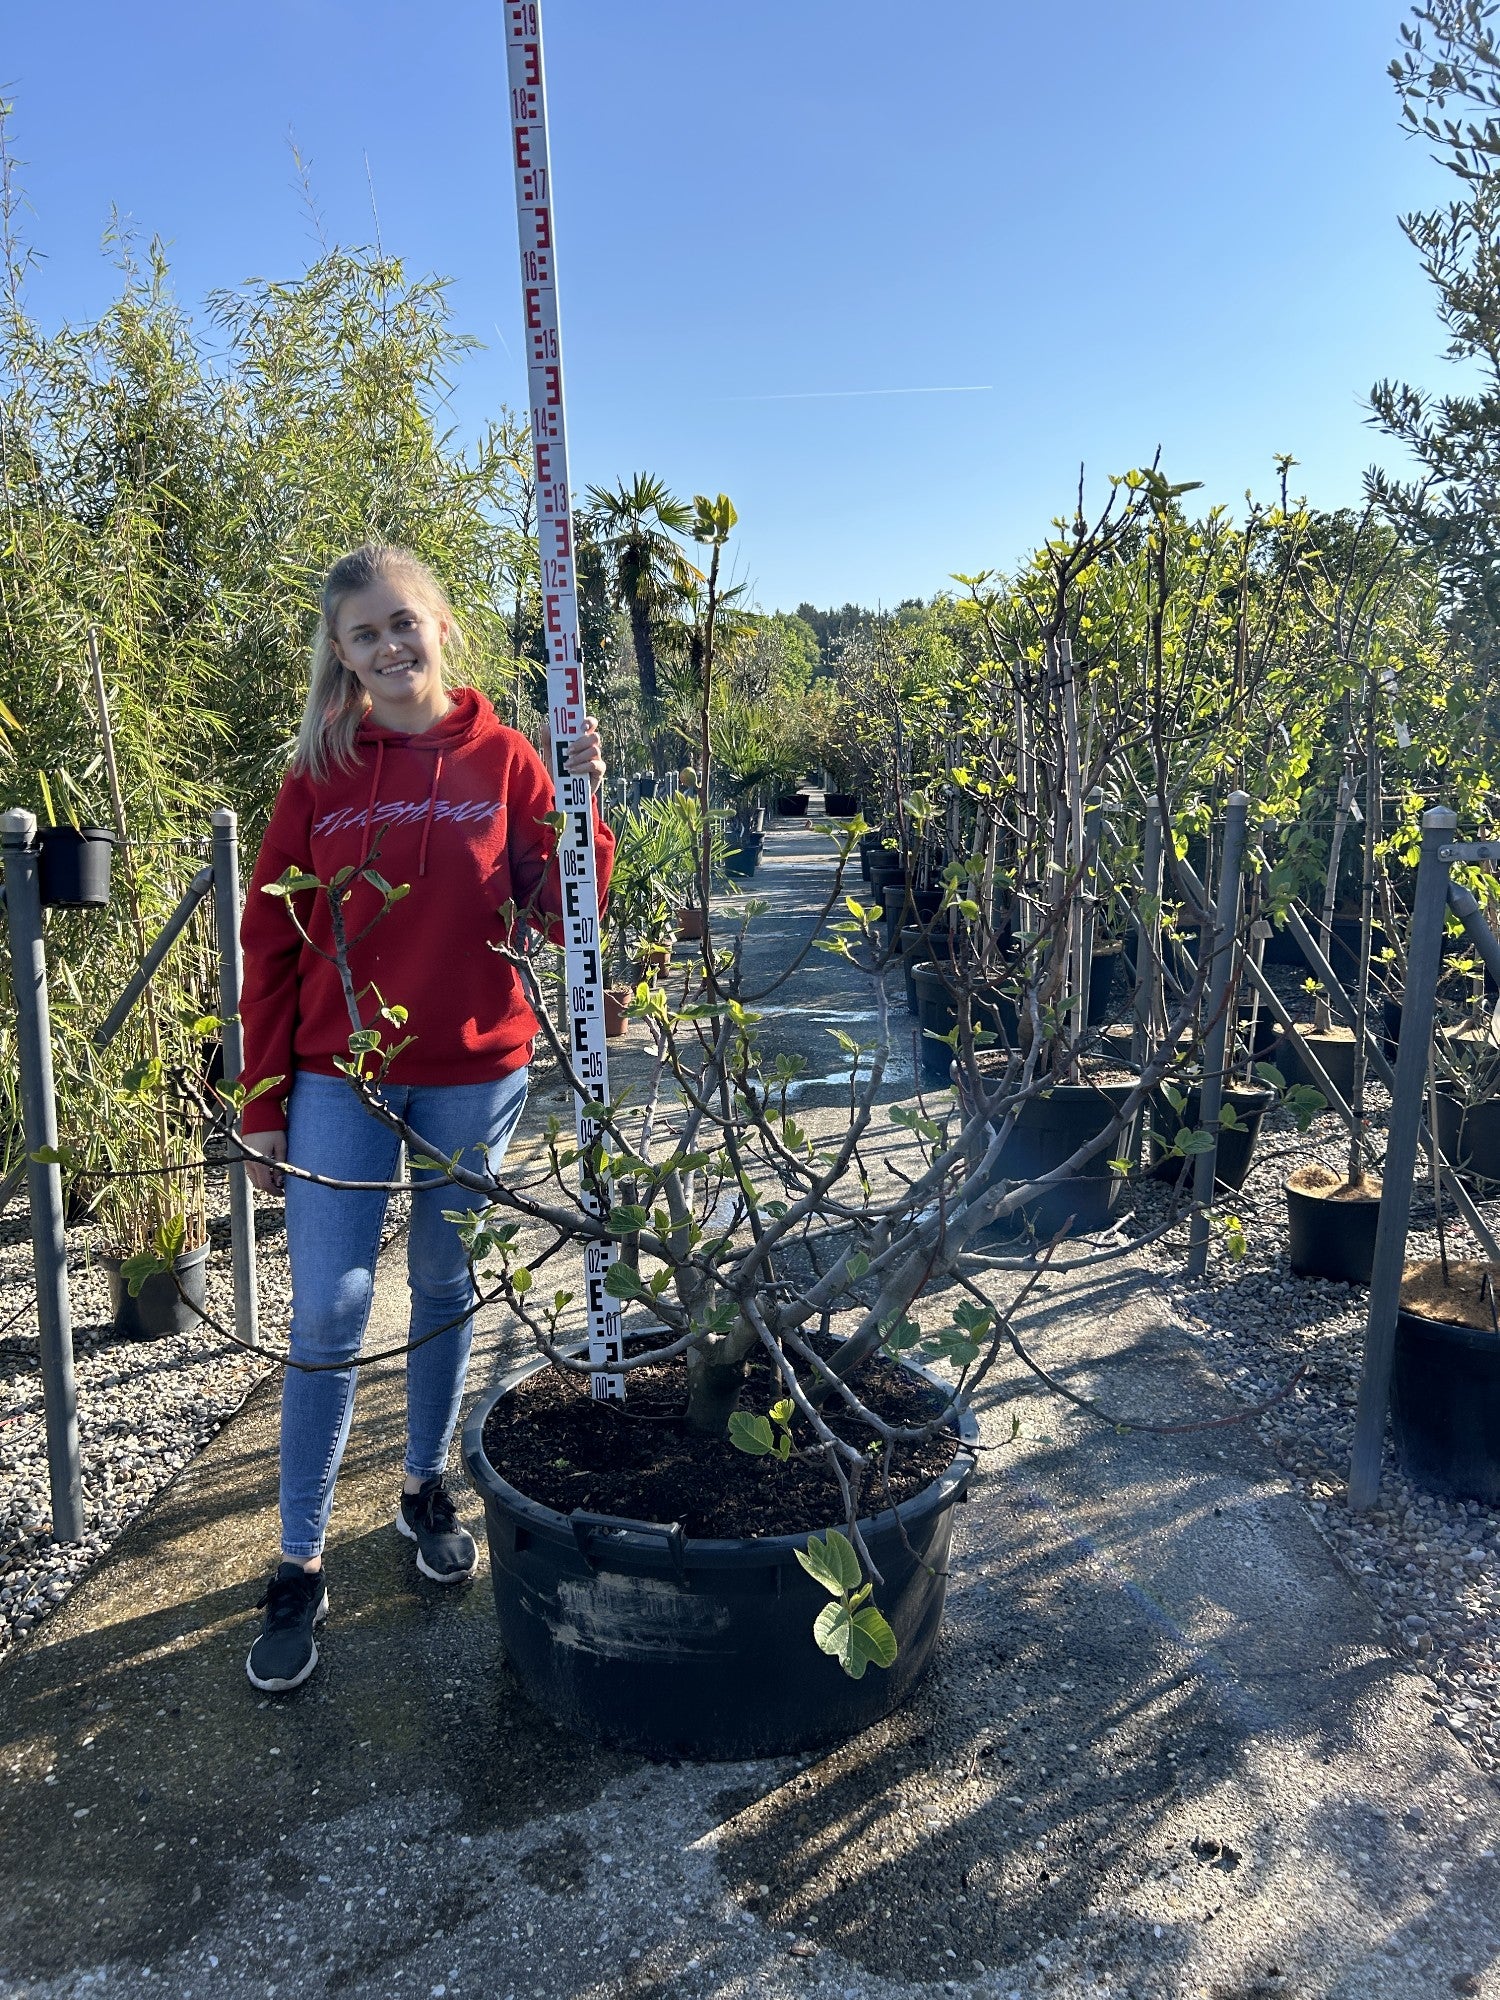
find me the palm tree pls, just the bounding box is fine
[584,473,697,707]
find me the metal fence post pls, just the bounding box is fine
[2,808,84,1542]
[1186,791,1251,1279]
[1132,799,1164,1065]
[1348,805,1456,1510]
[211,808,259,1351]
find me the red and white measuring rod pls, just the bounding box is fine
[505,0,623,1402]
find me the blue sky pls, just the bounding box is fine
[3,1,1459,612]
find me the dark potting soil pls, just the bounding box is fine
[481,1347,960,1538]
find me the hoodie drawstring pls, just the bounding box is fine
[358,741,386,867]
[418,753,443,877]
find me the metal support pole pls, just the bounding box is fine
[2,808,84,1541]
[1447,881,1500,991]
[212,808,259,1352]
[1132,800,1164,1064]
[92,864,215,1052]
[1349,806,1456,1510]
[1078,786,1105,1043]
[1186,791,1251,1278]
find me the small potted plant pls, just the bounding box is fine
[1432,988,1500,1193]
[1391,1250,1500,1506]
[1283,658,1387,1282]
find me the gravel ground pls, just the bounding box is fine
[0,1175,285,1655]
[1132,1049,1500,1781]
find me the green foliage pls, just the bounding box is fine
[1369,0,1500,673]
[796,1529,898,1679]
[727,1398,794,1461]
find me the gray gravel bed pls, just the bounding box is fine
[0,1177,286,1655]
[1131,1069,1500,1782]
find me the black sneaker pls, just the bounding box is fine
[246,1562,328,1692]
[396,1478,477,1584]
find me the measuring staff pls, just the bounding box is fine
[506,0,625,1404]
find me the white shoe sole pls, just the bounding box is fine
[245,1587,330,1693]
[395,1508,478,1584]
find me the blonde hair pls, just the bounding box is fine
[291,544,468,781]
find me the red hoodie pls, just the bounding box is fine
[238,687,614,1135]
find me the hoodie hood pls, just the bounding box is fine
[353,683,493,754]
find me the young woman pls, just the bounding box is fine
[238,543,611,1692]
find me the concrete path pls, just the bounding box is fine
[2,818,1498,2000]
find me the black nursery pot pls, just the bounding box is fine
[1382,997,1403,1064]
[911,962,1017,1080]
[1433,1092,1500,1195]
[1391,1307,1500,1506]
[37,825,115,909]
[724,833,765,878]
[1148,1083,1276,1192]
[1263,915,1382,982]
[1284,1178,1381,1285]
[775,792,810,818]
[900,925,955,1015]
[1235,1004,1282,1069]
[1285,1027,1358,1103]
[102,1242,210,1340]
[823,791,860,818]
[881,881,943,935]
[964,1078,1139,1239]
[1087,941,1124,1026]
[462,1361,978,1760]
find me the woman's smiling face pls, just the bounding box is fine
[333,577,452,729]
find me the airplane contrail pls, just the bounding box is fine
[722,384,993,403]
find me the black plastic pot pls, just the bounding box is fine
[775,792,810,818]
[1391,1304,1500,1505]
[1284,1027,1358,1103]
[102,1242,210,1339]
[1262,924,1306,969]
[880,881,943,935]
[37,825,115,909]
[900,926,955,1014]
[1148,1082,1276,1192]
[1382,997,1403,1064]
[1235,1005,1282,1069]
[462,1361,978,1759]
[858,832,888,883]
[911,962,1017,1080]
[1087,941,1124,1026]
[724,833,765,878]
[1433,1092,1500,1195]
[1263,915,1378,983]
[824,792,860,818]
[1284,1177,1381,1285]
[964,1078,1139,1239]
[867,851,905,889]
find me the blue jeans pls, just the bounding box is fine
[278,1067,529,1560]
